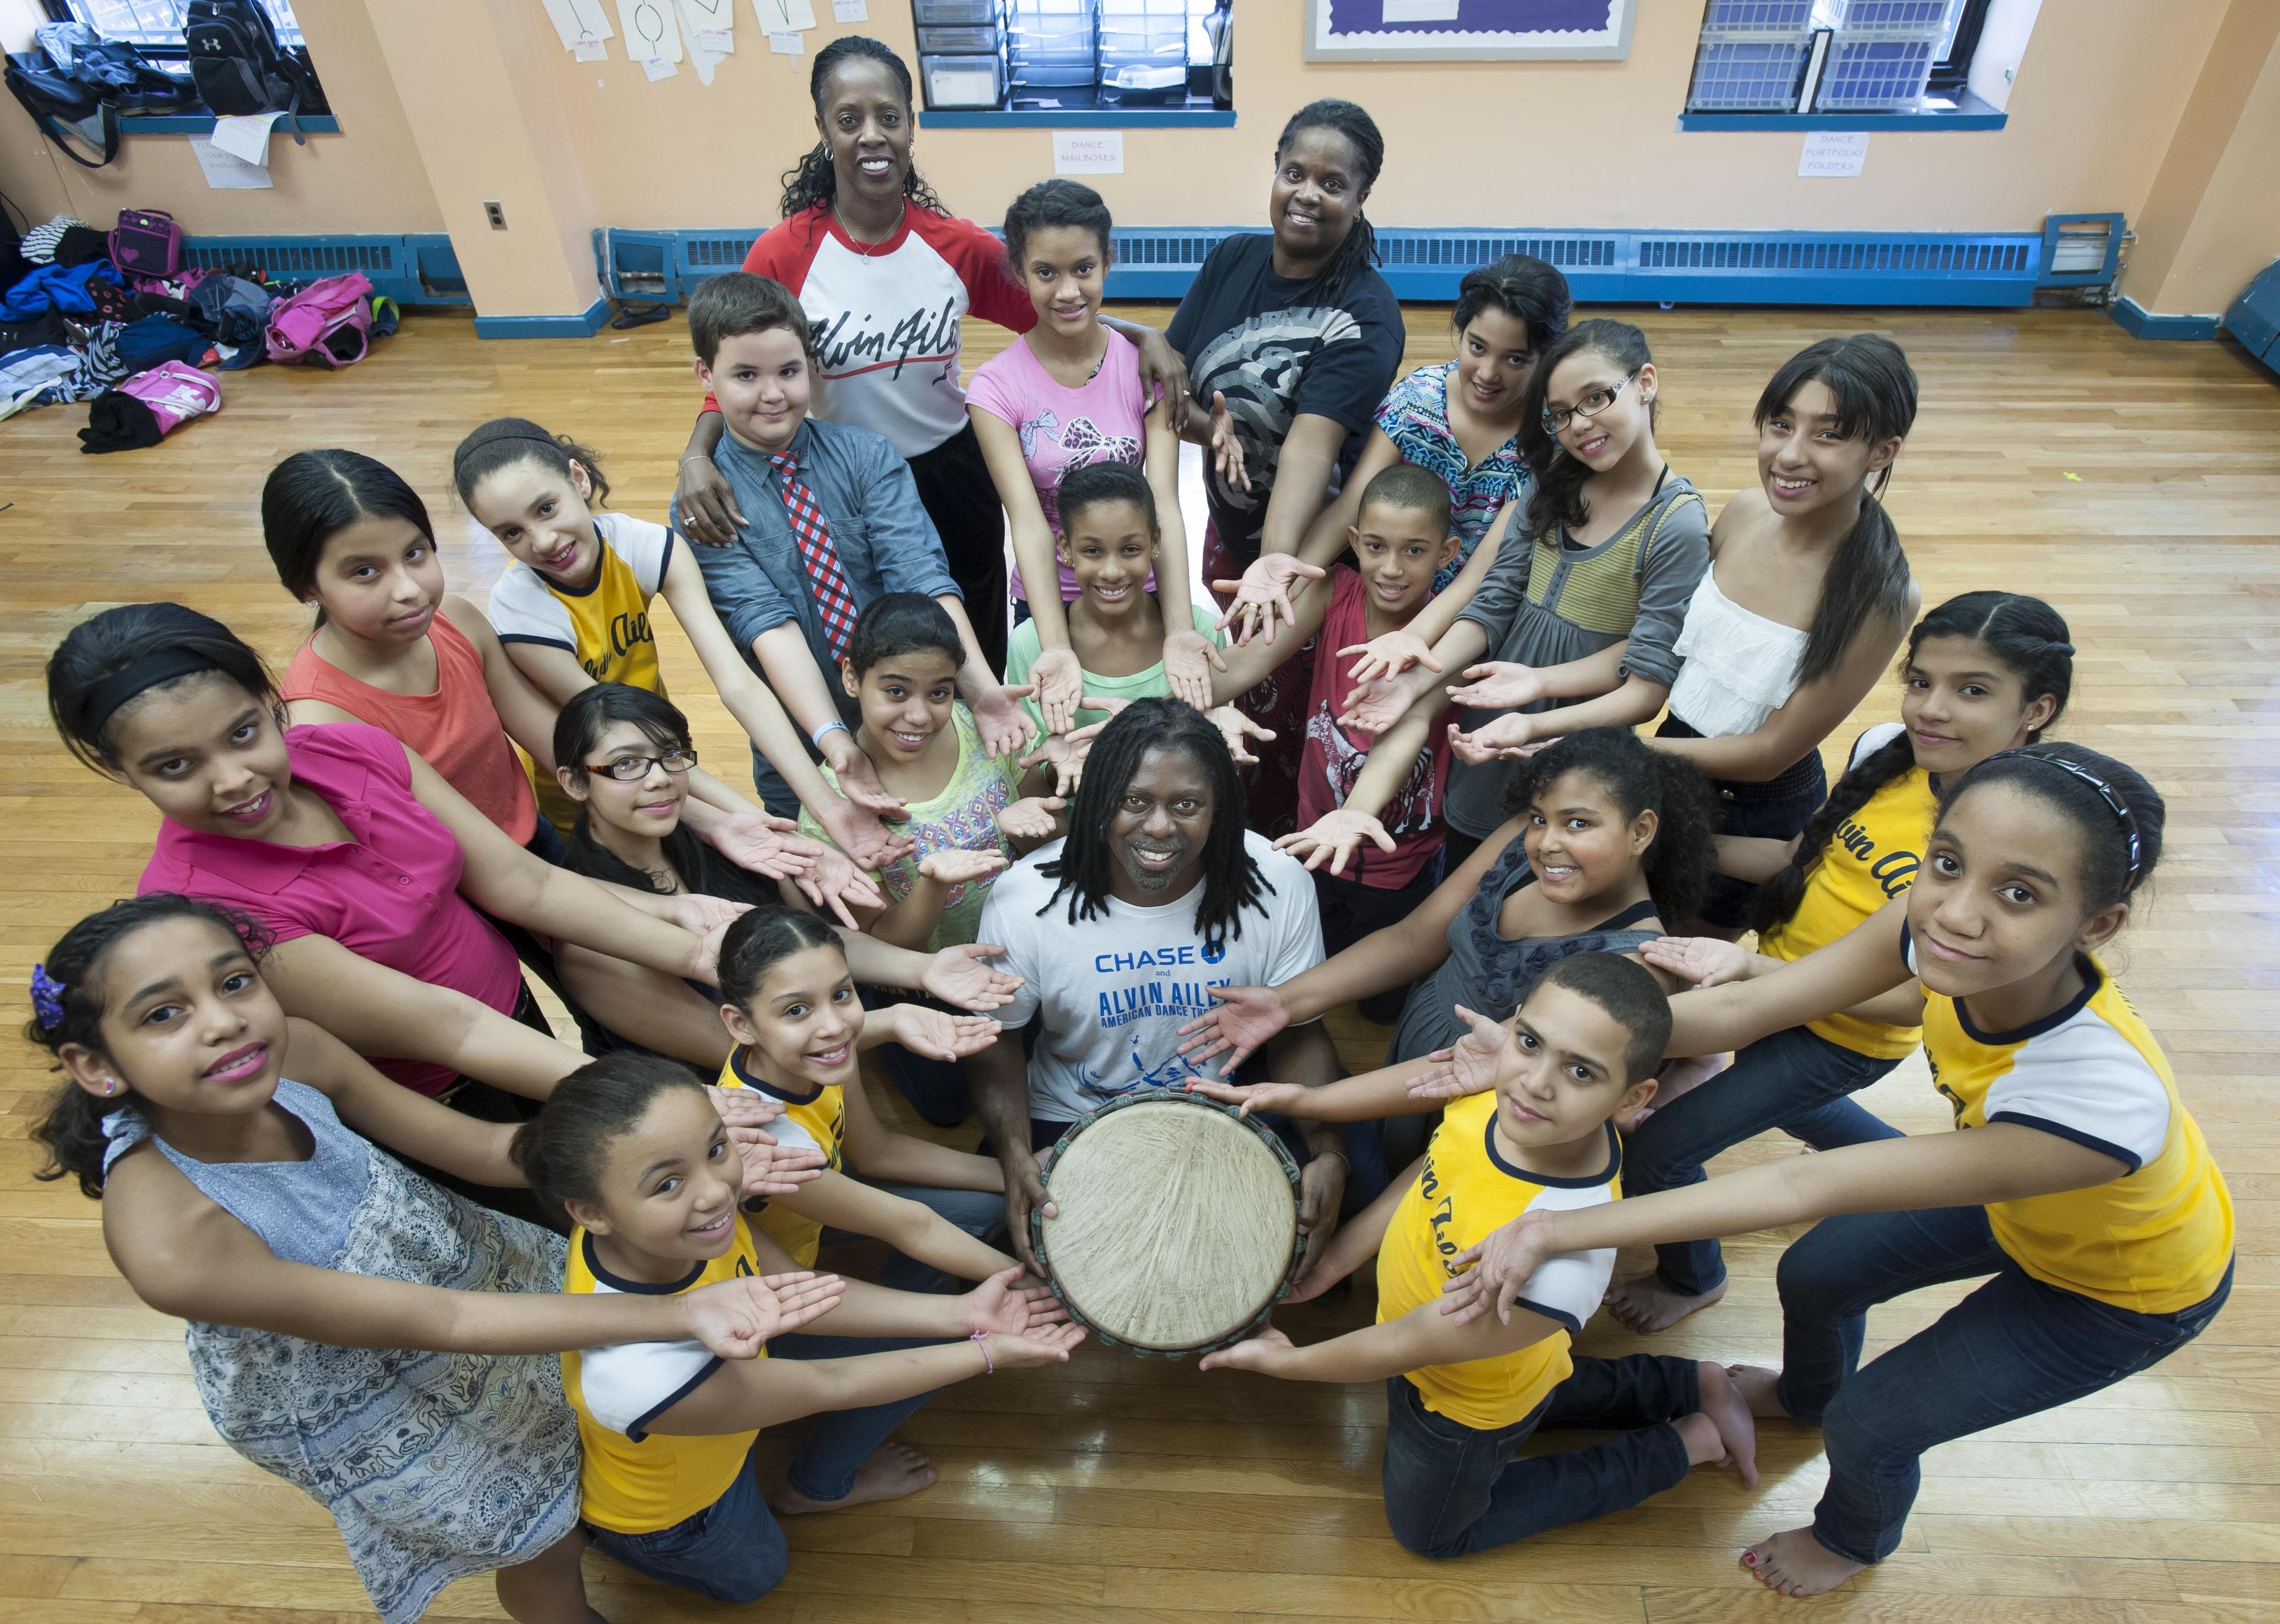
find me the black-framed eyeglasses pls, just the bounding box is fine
[585,748,698,782]
[1542,372,1638,434]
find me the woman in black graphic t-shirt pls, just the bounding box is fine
[1166,99,1405,831]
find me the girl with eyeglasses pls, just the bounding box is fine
[1287,319,1709,878]
[550,678,1054,1084]
[1440,334,1922,937]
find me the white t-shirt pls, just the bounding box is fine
[977,830,1326,1125]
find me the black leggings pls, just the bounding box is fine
[908,420,1007,674]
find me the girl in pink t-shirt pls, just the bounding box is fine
[967,179,1218,735]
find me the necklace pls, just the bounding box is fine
[833,199,906,257]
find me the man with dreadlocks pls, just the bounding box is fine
[968,698,1348,1274]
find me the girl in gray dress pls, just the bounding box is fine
[26,895,833,1624]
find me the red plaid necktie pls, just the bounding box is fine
[770,451,860,661]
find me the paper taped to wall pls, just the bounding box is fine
[832,0,867,18]
[208,112,278,165]
[1053,130,1125,175]
[540,0,615,49]
[1799,132,1870,177]
[755,0,818,31]
[1381,0,1459,20]
[619,0,685,62]
[190,137,271,189]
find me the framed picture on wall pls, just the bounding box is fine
[1303,0,1635,62]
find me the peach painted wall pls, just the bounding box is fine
[0,0,441,234]
[0,0,2259,321]
[2123,2,2280,318]
[550,0,2222,237]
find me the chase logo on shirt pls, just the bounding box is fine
[1095,944,1212,973]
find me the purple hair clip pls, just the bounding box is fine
[29,965,66,1032]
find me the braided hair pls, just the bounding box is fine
[1038,698,1269,954]
[1274,100,1383,303]
[1752,591,2075,935]
[779,37,948,220]
[1500,727,1719,928]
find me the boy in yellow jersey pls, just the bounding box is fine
[1198,953,1758,1557]
[521,1053,1081,1604]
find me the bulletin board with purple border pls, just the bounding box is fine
[1303,0,1634,61]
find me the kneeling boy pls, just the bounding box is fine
[1198,953,1757,1557]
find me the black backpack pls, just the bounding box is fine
[4,53,119,169]
[182,0,322,142]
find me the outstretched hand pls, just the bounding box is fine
[1173,983,1290,1075]
[1162,627,1227,712]
[1638,935,1756,988]
[682,1271,845,1357]
[1406,1004,1507,1102]
[886,1003,1003,1061]
[1214,554,1326,649]
[1197,1324,1293,1374]
[1275,808,1394,877]
[1341,630,1440,687]
[997,794,1067,842]
[708,810,816,880]
[1439,1210,1555,1327]
[920,942,1025,1012]
[1028,648,1084,737]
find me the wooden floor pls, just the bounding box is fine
[3,302,2278,1623]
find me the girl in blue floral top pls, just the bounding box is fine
[1270,255,1571,605]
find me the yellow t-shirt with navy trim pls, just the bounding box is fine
[560,1217,765,1535]
[1906,928,2233,1315]
[1760,723,1935,1060]
[1375,1092,1622,1430]
[717,1046,845,1268]
[489,512,674,833]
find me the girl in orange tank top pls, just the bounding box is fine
[265,449,560,851]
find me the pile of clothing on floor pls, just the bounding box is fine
[0,211,400,451]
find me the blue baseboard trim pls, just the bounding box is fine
[596,217,2118,309]
[2108,297,2221,341]
[185,231,468,307]
[473,297,611,340]
[122,113,341,135]
[921,109,1233,128]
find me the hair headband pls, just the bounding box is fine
[451,429,566,471]
[1986,749,2141,887]
[84,648,228,740]
[29,965,65,1032]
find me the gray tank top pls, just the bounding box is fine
[1389,833,1662,1062]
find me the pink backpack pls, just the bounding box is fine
[121,360,221,432]
[264,271,373,367]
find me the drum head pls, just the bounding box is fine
[1035,1093,1302,1355]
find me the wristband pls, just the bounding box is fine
[811,720,851,752]
[679,453,714,467]
[971,1328,995,1375]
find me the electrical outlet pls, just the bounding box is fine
[484,201,508,230]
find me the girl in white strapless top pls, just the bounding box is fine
[1649,335,1924,932]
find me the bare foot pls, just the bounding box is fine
[1726,1363,1788,1420]
[769,1441,936,1515]
[1693,1361,1758,1488]
[1741,1526,1866,1597]
[1605,1271,1726,1334]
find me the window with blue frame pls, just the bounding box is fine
[1684,0,1999,119]
[916,0,1231,116]
[58,0,306,49]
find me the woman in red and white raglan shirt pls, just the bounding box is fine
[674,36,1187,674]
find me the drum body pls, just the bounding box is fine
[1031,1091,1304,1356]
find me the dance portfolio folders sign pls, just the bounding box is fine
[1304,0,1635,61]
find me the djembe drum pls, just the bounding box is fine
[1030,1092,1306,1356]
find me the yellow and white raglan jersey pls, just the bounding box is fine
[718,1046,845,1268]
[1907,928,2233,1314]
[1759,723,1936,1060]
[1375,1092,1622,1430]
[490,511,674,832]
[561,1216,765,1535]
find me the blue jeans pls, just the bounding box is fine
[1772,1203,2234,1565]
[769,1181,1005,1502]
[1380,1355,1698,1558]
[1624,1023,1904,1296]
[586,1441,788,1603]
